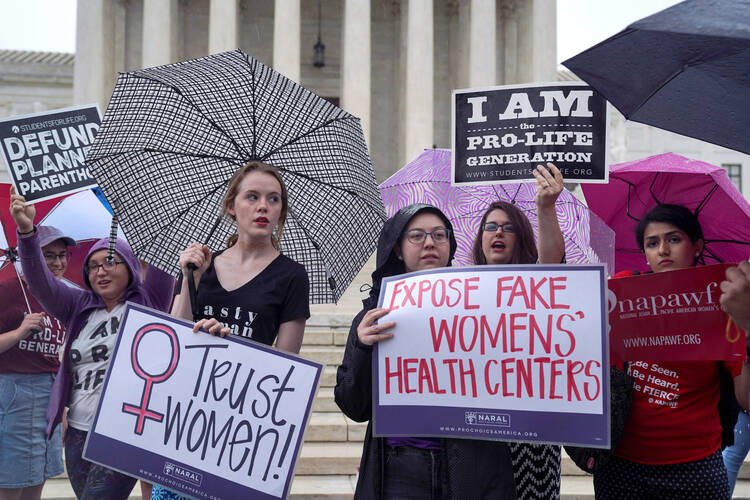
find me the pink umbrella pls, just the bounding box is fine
[380,149,615,271]
[582,153,750,274]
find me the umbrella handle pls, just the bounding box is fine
[187,263,199,321]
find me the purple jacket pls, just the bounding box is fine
[18,229,174,438]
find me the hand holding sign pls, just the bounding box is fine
[357,308,396,346]
[9,186,35,234]
[720,261,750,332]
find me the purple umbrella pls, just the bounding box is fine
[380,149,615,271]
[582,153,750,274]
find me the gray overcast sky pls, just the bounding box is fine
[0,0,682,63]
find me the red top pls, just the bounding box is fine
[614,359,741,464]
[611,268,743,464]
[0,277,66,374]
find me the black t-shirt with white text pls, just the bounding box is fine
[195,252,310,346]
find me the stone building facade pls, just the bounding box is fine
[2,1,746,197]
[71,0,557,181]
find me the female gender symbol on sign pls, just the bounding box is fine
[122,323,180,435]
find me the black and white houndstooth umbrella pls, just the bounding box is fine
[86,49,385,303]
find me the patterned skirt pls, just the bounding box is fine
[509,443,561,499]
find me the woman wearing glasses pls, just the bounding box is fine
[335,203,517,498]
[10,188,174,500]
[0,224,74,500]
[470,163,566,500]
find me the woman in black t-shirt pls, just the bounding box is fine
[151,162,310,500]
[171,161,309,350]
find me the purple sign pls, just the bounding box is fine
[373,265,610,448]
[84,303,322,499]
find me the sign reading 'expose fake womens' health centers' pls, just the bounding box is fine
[374,265,609,448]
[84,304,322,500]
[0,105,101,203]
[452,82,607,185]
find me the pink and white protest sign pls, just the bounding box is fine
[608,264,746,363]
[374,264,609,447]
[84,303,321,500]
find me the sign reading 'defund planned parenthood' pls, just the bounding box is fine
[452,83,607,185]
[0,105,101,203]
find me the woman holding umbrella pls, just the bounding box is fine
[10,189,175,500]
[0,225,73,500]
[150,161,309,500]
[336,203,517,498]
[594,203,747,499]
[469,163,565,499]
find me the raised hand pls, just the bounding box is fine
[9,186,35,234]
[534,163,564,209]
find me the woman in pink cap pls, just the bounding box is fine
[0,224,75,500]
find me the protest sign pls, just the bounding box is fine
[0,104,101,203]
[452,82,607,185]
[84,303,322,500]
[374,264,609,447]
[608,264,745,363]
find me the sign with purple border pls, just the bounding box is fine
[83,303,322,500]
[374,265,609,448]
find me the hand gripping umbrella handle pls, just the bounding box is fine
[187,263,199,321]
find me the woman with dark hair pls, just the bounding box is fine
[469,163,566,499]
[10,189,174,500]
[335,203,517,499]
[594,203,748,499]
[151,161,309,500]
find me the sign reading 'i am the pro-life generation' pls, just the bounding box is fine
[452,82,608,185]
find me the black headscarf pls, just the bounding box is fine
[363,203,457,310]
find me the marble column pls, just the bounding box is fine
[73,0,116,110]
[142,0,177,68]
[273,0,301,82]
[516,0,556,83]
[341,0,371,142]
[403,0,434,165]
[209,0,239,55]
[501,0,519,84]
[468,0,496,87]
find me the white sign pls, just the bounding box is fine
[84,303,322,500]
[374,265,610,446]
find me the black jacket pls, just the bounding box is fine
[334,204,517,499]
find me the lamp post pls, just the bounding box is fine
[313,0,325,67]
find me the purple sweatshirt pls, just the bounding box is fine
[18,229,175,438]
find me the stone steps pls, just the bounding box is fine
[37,474,750,500]
[42,277,750,500]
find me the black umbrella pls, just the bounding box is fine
[86,49,385,304]
[563,0,750,155]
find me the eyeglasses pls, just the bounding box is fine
[482,222,516,234]
[85,260,126,275]
[403,228,451,245]
[43,251,72,263]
